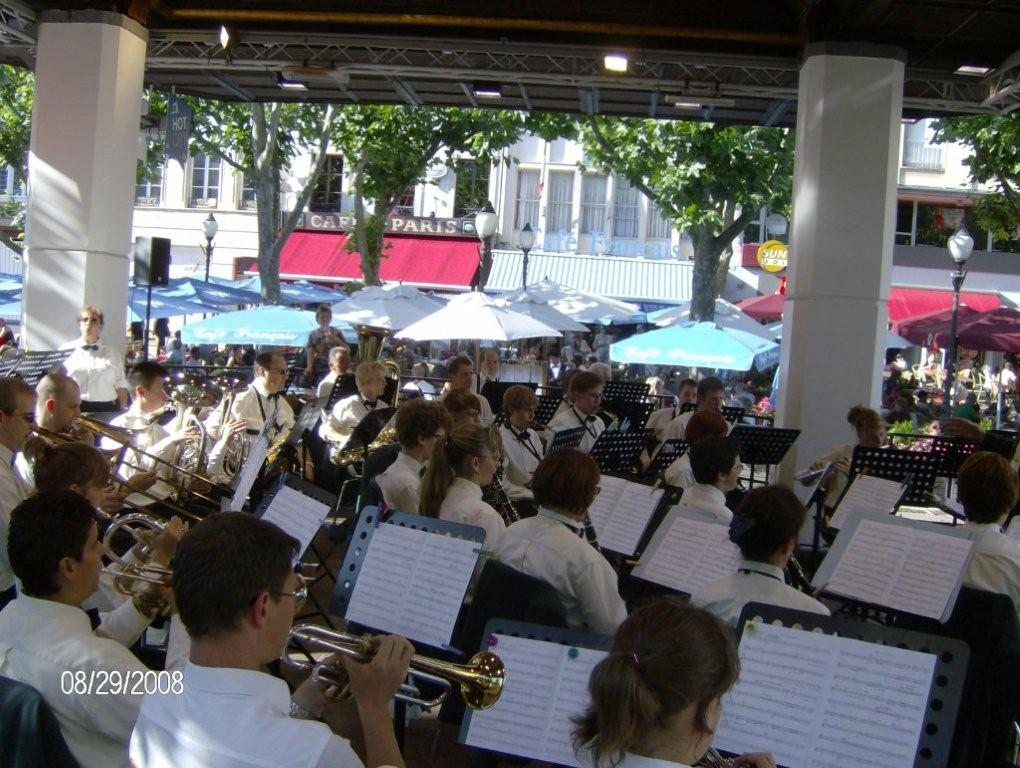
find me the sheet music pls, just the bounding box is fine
[228,435,269,512]
[584,475,663,555]
[825,519,973,620]
[260,485,331,564]
[715,621,937,768]
[345,523,479,648]
[829,474,905,529]
[464,634,606,766]
[632,510,742,594]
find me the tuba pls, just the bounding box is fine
[166,371,223,486]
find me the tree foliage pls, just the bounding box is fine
[933,113,1020,250]
[570,117,794,320]
[0,65,34,255]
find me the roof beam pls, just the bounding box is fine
[208,71,254,101]
[388,76,422,106]
[519,84,533,110]
[579,86,599,115]
[458,81,479,107]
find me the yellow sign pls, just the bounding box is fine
[757,240,788,273]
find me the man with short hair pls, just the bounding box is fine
[376,399,448,514]
[478,348,501,388]
[547,370,606,452]
[441,356,493,426]
[315,344,352,413]
[320,361,390,447]
[231,352,296,440]
[665,376,727,442]
[130,514,412,768]
[0,377,37,608]
[35,372,83,436]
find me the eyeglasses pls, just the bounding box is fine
[592,486,602,497]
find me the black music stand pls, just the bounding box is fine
[730,604,967,768]
[729,424,801,487]
[601,380,650,403]
[589,429,650,474]
[10,349,72,388]
[0,350,22,377]
[645,438,688,477]
[324,373,359,412]
[533,393,562,428]
[602,400,655,432]
[720,405,745,425]
[928,435,981,494]
[985,428,1020,459]
[849,445,940,505]
[547,425,584,452]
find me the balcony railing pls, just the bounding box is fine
[903,138,945,171]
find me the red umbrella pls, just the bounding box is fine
[893,306,980,348]
[955,307,1020,353]
[737,292,785,322]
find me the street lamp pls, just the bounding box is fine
[941,225,974,417]
[473,201,498,290]
[201,212,218,282]
[519,223,536,289]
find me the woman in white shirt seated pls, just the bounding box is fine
[809,405,886,515]
[573,598,775,768]
[419,423,505,548]
[693,486,830,628]
[494,449,626,635]
[681,435,742,524]
[956,451,1020,615]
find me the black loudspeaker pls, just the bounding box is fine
[133,236,171,287]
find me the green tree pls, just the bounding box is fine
[329,106,527,286]
[933,113,1020,251]
[574,117,794,320]
[0,65,34,255]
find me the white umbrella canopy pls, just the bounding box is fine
[331,284,444,331]
[502,290,590,332]
[648,298,775,341]
[395,291,562,342]
[521,279,644,325]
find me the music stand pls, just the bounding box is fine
[729,424,801,487]
[547,426,584,452]
[720,405,745,425]
[645,438,688,477]
[928,435,981,494]
[601,380,649,404]
[533,393,562,428]
[723,604,967,768]
[11,349,72,388]
[324,373,358,412]
[602,401,655,432]
[0,350,22,377]
[849,445,940,505]
[589,429,649,474]
[985,429,1020,459]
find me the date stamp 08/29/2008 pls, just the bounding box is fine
[61,670,183,696]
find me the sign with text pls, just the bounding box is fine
[163,95,192,167]
[756,239,788,272]
[302,212,477,237]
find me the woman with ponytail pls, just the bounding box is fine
[419,423,505,548]
[809,404,886,513]
[692,486,829,628]
[573,599,775,768]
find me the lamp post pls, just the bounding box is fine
[473,201,498,290]
[941,226,974,417]
[519,223,536,289]
[201,212,218,282]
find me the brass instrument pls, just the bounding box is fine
[697,747,739,768]
[167,371,222,486]
[329,408,398,467]
[210,374,252,481]
[286,624,505,710]
[101,511,168,567]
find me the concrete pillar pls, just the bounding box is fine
[777,43,905,471]
[23,11,147,351]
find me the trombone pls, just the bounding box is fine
[286,624,506,710]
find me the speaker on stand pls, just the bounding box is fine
[133,237,172,360]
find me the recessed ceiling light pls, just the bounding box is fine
[277,72,308,90]
[955,65,992,76]
[603,54,628,73]
[472,82,503,98]
[218,25,230,49]
[673,100,703,110]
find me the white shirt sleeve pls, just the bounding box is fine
[314,735,371,768]
[95,597,152,647]
[576,557,627,635]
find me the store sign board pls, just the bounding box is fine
[302,212,476,237]
[757,240,788,273]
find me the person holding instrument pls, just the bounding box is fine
[808,405,886,514]
[129,514,413,768]
[0,377,37,610]
[547,371,606,453]
[375,398,448,514]
[573,599,775,768]
[231,352,296,440]
[693,486,829,628]
[498,385,544,509]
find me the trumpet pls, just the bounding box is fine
[285,624,506,710]
[100,561,174,618]
[697,747,739,768]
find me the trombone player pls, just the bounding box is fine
[130,514,413,768]
[231,352,296,441]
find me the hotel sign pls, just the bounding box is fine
[301,212,477,237]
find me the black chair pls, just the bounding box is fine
[357,443,401,513]
[894,587,1020,768]
[0,676,79,768]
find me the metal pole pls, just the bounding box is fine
[204,236,213,282]
[143,283,153,362]
[941,264,966,417]
[521,249,530,289]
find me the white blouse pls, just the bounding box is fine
[679,483,733,524]
[438,477,505,548]
[61,341,128,402]
[692,560,830,628]
[498,424,544,500]
[375,450,425,514]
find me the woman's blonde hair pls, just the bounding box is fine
[419,424,500,518]
[847,405,884,444]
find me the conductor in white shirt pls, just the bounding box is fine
[60,305,129,412]
[956,451,1020,616]
[0,377,37,608]
[680,435,743,525]
[572,599,775,768]
[0,491,186,768]
[440,356,493,426]
[130,513,414,768]
[375,398,448,514]
[231,352,296,440]
[692,486,830,628]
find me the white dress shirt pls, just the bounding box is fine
[678,483,733,524]
[499,425,544,501]
[0,443,32,591]
[439,477,505,548]
[548,406,605,453]
[376,450,425,514]
[439,387,494,427]
[130,662,378,768]
[108,404,176,506]
[645,405,678,443]
[315,370,339,412]
[0,594,185,768]
[962,521,1020,615]
[692,560,830,628]
[231,379,296,440]
[321,393,389,445]
[61,341,128,402]
[494,507,626,635]
[664,453,695,490]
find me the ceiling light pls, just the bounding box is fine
[277,72,308,90]
[673,100,703,110]
[472,82,503,98]
[665,94,736,109]
[218,25,230,49]
[954,65,992,76]
[603,54,628,73]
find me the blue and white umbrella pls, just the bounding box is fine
[610,321,779,371]
[127,291,210,321]
[180,305,320,347]
[647,298,774,340]
[158,277,261,309]
[229,276,346,305]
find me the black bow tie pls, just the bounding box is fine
[266,392,281,401]
[363,399,377,410]
[585,414,596,422]
[81,344,98,351]
[516,430,532,442]
[419,465,427,478]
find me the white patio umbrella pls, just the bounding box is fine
[330,284,443,331]
[395,291,561,342]
[502,290,590,332]
[520,279,644,325]
[648,298,775,341]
